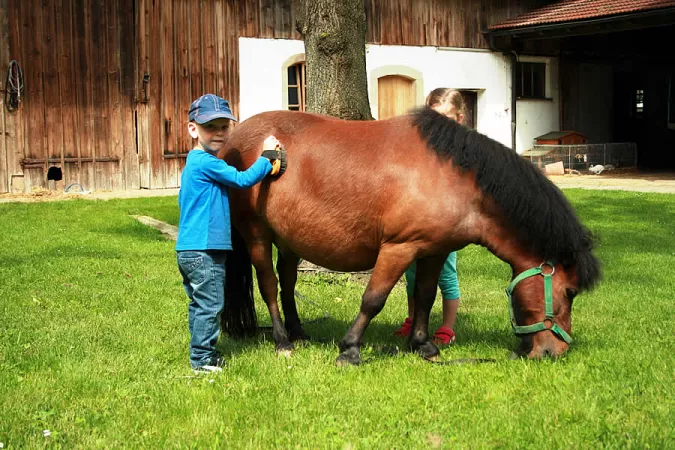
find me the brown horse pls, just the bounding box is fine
[219,107,601,365]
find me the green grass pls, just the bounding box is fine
[0,191,673,448]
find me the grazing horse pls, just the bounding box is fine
[219,108,601,365]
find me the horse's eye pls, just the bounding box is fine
[566,288,578,301]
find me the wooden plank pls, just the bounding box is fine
[90,0,112,191]
[161,0,178,187]
[106,0,124,190]
[202,0,217,94]
[400,0,412,46]
[161,0,176,155]
[366,0,377,43]
[189,1,204,101]
[54,0,80,191]
[215,0,226,97]
[280,0,294,39]
[414,0,425,46]
[72,0,94,191]
[6,0,25,192]
[42,0,64,192]
[118,0,139,189]
[273,0,282,39]
[0,0,9,192]
[175,0,192,156]
[225,0,239,116]
[148,0,164,188]
[238,0,258,38]
[22,0,47,191]
[137,0,151,188]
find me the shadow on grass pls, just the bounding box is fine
[0,244,126,268]
[218,313,515,363]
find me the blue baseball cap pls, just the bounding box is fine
[188,94,237,124]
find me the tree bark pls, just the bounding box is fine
[296,0,373,120]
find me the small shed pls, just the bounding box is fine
[535,131,588,145]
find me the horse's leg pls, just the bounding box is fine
[248,233,294,355]
[276,250,308,341]
[336,247,414,366]
[409,255,447,361]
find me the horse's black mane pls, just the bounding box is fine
[412,107,601,292]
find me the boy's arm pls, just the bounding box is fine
[202,156,272,189]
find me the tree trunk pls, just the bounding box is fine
[296,0,373,120]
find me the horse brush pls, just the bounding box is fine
[262,135,287,176]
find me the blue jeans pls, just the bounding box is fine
[176,250,226,368]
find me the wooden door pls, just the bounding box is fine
[378,75,415,120]
[459,91,477,129]
[3,0,138,193]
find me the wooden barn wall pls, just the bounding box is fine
[0,0,547,193]
[238,0,549,48]
[136,0,240,189]
[0,0,139,193]
[0,0,241,193]
[1,0,138,193]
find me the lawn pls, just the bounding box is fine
[0,190,673,448]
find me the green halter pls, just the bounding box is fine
[505,262,573,345]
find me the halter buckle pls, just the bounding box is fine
[539,261,555,275]
[543,318,554,330]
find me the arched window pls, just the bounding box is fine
[287,62,306,111]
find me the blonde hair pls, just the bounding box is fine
[425,88,467,119]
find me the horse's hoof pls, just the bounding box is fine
[415,341,440,360]
[335,348,361,366]
[335,355,361,366]
[276,348,293,358]
[275,342,294,358]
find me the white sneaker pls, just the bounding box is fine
[192,355,226,374]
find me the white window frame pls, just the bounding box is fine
[515,56,552,100]
[281,54,306,111]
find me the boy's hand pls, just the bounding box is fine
[262,135,286,176]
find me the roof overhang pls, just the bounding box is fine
[485,7,675,43]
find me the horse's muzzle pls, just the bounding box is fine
[511,331,570,360]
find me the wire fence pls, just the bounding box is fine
[528,143,638,171]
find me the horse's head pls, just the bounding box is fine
[507,261,580,359]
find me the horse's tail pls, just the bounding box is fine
[222,225,258,338]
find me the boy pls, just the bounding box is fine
[176,94,280,373]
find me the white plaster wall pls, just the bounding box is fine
[239,38,305,121]
[515,57,561,152]
[239,37,560,152]
[365,45,513,147]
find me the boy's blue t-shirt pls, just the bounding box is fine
[176,149,272,251]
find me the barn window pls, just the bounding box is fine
[634,89,644,117]
[516,62,547,99]
[287,62,306,112]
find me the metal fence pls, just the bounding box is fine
[528,143,638,170]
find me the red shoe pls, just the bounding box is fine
[393,317,412,337]
[433,326,456,345]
